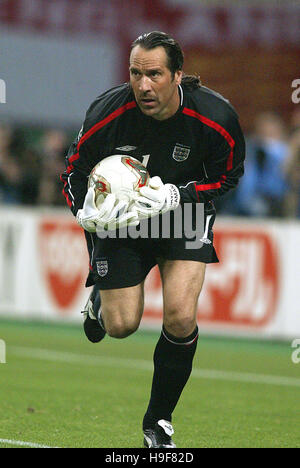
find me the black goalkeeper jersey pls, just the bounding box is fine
[61,82,245,216]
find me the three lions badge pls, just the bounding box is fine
[172,144,191,162]
[96,260,108,277]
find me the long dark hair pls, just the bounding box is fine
[181,74,201,90]
[131,31,201,89]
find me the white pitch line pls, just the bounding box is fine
[9,346,300,388]
[0,438,57,448]
[191,368,300,387]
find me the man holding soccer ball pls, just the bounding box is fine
[61,31,245,448]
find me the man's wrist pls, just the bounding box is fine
[166,184,180,210]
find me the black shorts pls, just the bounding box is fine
[85,202,219,290]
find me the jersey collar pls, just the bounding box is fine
[178,84,184,107]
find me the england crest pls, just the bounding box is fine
[96,260,108,277]
[172,143,191,162]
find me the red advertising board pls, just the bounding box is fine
[39,220,279,329]
[39,220,88,311]
[143,227,279,328]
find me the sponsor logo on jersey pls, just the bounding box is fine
[172,143,191,162]
[96,260,108,277]
[116,145,137,152]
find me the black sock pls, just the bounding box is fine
[91,284,101,315]
[143,325,199,430]
[92,285,106,332]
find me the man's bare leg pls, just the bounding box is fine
[83,282,145,342]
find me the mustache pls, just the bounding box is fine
[139,93,156,99]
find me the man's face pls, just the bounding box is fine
[129,45,182,121]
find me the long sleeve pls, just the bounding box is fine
[60,84,136,216]
[178,110,245,204]
[60,134,91,216]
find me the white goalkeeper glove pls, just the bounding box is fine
[132,176,180,219]
[76,187,139,233]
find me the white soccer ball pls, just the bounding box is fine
[88,155,150,208]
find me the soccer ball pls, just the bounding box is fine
[88,155,150,208]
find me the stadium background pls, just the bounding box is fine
[1,0,299,338]
[0,0,300,449]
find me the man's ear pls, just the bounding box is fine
[175,70,183,86]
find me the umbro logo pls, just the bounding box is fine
[199,237,212,245]
[116,145,137,152]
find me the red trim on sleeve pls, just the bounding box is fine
[78,101,136,150]
[182,107,235,171]
[60,174,73,207]
[62,100,137,209]
[194,174,227,193]
[66,152,79,175]
[194,181,221,191]
[65,101,137,175]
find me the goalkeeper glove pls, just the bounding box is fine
[132,176,180,219]
[76,187,139,232]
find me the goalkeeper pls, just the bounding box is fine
[60,31,245,448]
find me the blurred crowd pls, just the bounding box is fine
[0,108,300,218]
[216,108,300,218]
[0,124,69,207]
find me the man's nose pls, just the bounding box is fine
[139,75,152,93]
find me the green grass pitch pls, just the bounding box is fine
[0,318,299,448]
